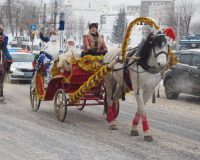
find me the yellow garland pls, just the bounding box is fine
[51,61,60,77]
[69,65,111,103]
[35,73,46,100]
[70,55,104,73]
[122,17,160,62]
[168,47,178,67]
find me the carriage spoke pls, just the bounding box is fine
[54,89,67,122]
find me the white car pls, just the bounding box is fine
[9,52,34,82]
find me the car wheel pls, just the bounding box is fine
[165,78,179,99]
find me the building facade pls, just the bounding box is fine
[141,0,175,26]
[126,5,141,16]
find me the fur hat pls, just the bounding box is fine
[89,23,98,29]
[67,38,75,44]
[50,29,57,36]
[164,27,176,41]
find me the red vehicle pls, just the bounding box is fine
[30,65,119,122]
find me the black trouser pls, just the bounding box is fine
[81,51,102,57]
[6,61,12,72]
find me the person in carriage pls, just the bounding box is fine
[40,29,57,43]
[33,29,60,88]
[0,25,12,73]
[81,23,108,57]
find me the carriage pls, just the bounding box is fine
[30,61,119,122]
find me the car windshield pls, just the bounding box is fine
[11,54,34,62]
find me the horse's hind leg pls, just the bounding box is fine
[105,74,123,130]
[105,75,116,129]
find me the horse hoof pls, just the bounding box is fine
[131,130,139,136]
[144,135,153,142]
[110,124,118,130]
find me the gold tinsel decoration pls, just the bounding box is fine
[69,65,111,103]
[168,48,178,67]
[121,17,160,62]
[70,55,104,73]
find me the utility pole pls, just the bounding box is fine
[54,1,57,29]
[8,0,14,36]
[15,9,18,36]
[43,3,46,30]
[176,0,180,51]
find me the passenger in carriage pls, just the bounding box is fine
[39,29,57,43]
[39,29,60,59]
[65,38,80,59]
[81,23,108,57]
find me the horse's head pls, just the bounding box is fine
[150,31,168,69]
[137,30,168,72]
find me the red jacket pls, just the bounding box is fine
[83,32,107,55]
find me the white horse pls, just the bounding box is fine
[104,31,169,142]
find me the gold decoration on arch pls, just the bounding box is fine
[121,17,160,62]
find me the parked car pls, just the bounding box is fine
[163,49,200,99]
[8,47,29,53]
[9,52,34,82]
[10,36,30,47]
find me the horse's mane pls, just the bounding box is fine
[137,33,153,64]
[137,31,167,66]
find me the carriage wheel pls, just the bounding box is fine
[54,89,67,122]
[30,83,41,111]
[76,100,86,110]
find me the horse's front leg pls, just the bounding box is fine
[132,89,153,142]
[142,87,157,142]
[131,90,144,137]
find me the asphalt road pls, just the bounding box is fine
[0,82,200,160]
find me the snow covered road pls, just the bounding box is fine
[0,82,200,160]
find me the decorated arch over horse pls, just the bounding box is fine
[121,17,160,62]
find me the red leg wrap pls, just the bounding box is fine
[112,102,117,117]
[107,106,115,122]
[142,116,149,131]
[132,112,140,126]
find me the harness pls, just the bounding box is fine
[109,45,168,100]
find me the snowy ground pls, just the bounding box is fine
[0,82,200,160]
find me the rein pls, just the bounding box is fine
[111,48,168,74]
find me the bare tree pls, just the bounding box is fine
[190,22,200,34]
[180,0,196,36]
[166,0,196,38]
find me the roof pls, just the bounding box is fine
[178,49,200,53]
[11,52,33,55]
